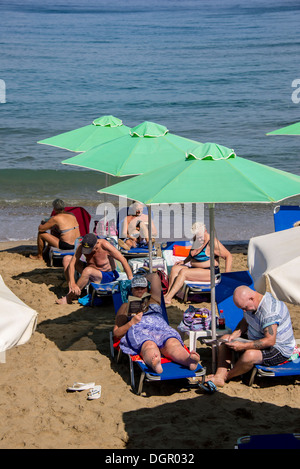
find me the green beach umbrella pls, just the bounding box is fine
[99,141,300,204]
[267,121,300,136]
[61,121,199,176]
[98,142,300,371]
[37,115,130,151]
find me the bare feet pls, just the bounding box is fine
[151,352,163,374]
[29,254,44,261]
[205,373,226,387]
[55,295,73,305]
[188,351,200,370]
[163,295,172,305]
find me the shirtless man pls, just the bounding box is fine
[30,199,80,270]
[56,233,133,304]
[118,201,157,250]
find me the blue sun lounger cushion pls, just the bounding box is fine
[236,433,300,449]
[273,205,300,231]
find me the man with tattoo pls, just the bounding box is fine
[206,285,296,386]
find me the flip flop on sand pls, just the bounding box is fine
[67,382,95,392]
[87,385,101,400]
[198,380,218,394]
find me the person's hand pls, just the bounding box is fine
[175,260,184,265]
[225,340,246,352]
[130,312,143,325]
[69,284,81,296]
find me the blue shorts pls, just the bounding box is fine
[101,270,119,284]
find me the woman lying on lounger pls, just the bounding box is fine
[164,222,232,305]
[113,273,200,374]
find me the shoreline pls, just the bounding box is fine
[0,239,299,449]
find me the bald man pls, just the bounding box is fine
[206,286,296,386]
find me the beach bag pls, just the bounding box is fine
[178,305,211,332]
[157,268,169,295]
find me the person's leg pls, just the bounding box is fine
[118,238,136,250]
[62,255,73,280]
[161,338,200,370]
[56,266,103,304]
[140,340,163,374]
[226,349,263,381]
[30,232,60,260]
[164,264,186,297]
[138,221,149,240]
[164,267,210,304]
[206,340,263,386]
[75,266,103,291]
[205,338,233,386]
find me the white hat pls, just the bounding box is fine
[131,276,148,288]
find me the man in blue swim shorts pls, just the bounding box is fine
[56,233,133,304]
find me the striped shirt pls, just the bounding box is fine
[244,292,295,358]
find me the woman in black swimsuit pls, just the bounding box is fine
[30,199,80,265]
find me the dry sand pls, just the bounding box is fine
[0,240,299,449]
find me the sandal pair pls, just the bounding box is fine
[67,382,101,400]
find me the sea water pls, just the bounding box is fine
[1,0,300,242]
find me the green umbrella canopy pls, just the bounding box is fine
[267,121,300,136]
[61,121,200,176]
[99,141,300,371]
[98,142,300,204]
[37,115,130,151]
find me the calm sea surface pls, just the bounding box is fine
[1,0,300,241]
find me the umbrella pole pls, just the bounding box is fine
[147,205,153,273]
[209,203,217,373]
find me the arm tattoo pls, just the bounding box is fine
[266,325,275,336]
[253,340,265,350]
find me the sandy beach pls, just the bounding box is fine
[0,240,299,450]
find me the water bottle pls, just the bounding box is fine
[218,309,225,329]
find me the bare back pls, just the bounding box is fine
[52,213,80,244]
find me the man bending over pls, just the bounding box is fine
[56,233,133,304]
[206,285,296,386]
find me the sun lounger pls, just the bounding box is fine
[273,205,300,231]
[85,253,129,306]
[49,236,82,267]
[88,272,128,306]
[248,357,300,386]
[235,433,300,449]
[110,286,206,395]
[161,241,221,301]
